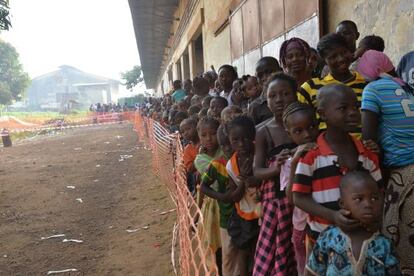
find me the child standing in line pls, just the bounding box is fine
[226,115,262,276]
[221,105,242,125]
[243,75,262,113]
[281,102,320,275]
[201,125,238,276]
[292,84,383,259]
[253,73,298,276]
[209,96,228,121]
[194,117,223,256]
[180,118,200,195]
[305,171,401,275]
[300,33,367,137]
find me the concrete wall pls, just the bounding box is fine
[202,0,234,70]
[326,0,414,65]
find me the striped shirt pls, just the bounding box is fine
[299,72,367,137]
[292,132,382,240]
[362,77,414,167]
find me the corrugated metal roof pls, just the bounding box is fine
[128,0,178,89]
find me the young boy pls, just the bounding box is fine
[305,171,401,275]
[292,84,383,256]
[300,33,367,137]
[209,96,228,121]
[221,105,242,125]
[200,125,238,276]
[248,56,282,125]
[226,116,261,276]
[335,20,360,54]
[180,118,200,195]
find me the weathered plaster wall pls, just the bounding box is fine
[202,0,234,71]
[326,0,414,65]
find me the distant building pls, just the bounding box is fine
[27,65,120,111]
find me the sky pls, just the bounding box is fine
[1,0,144,93]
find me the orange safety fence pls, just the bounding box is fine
[133,111,219,276]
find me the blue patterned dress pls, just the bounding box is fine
[306,226,401,276]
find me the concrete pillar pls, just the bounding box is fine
[188,41,196,80]
[180,56,186,81]
[172,63,179,81]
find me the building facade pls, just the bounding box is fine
[27,65,120,111]
[129,0,414,96]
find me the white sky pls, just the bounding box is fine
[1,0,144,93]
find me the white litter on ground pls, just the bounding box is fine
[96,164,101,168]
[62,239,83,243]
[93,179,99,183]
[73,147,82,151]
[119,154,133,162]
[126,225,150,233]
[47,268,78,275]
[41,234,65,240]
[66,186,75,189]
[116,135,123,139]
[104,141,110,144]
[160,209,176,215]
[76,198,83,203]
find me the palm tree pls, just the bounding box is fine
[0,0,11,31]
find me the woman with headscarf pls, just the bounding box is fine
[360,50,414,274]
[279,37,313,87]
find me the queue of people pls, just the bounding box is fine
[140,20,414,276]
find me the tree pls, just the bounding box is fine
[0,40,30,106]
[0,0,11,31]
[120,65,143,90]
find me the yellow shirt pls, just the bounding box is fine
[299,72,367,138]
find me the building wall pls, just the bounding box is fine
[202,0,235,71]
[326,0,414,65]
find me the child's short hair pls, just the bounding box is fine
[339,170,374,195]
[218,64,238,79]
[282,101,315,127]
[202,95,213,107]
[266,72,298,92]
[188,105,201,116]
[173,80,182,90]
[174,111,188,122]
[228,115,256,139]
[197,116,220,131]
[211,96,229,107]
[198,107,208,118]
[317,83,353,109]
[337,20,358,33]
[317,33,350,59]
[359,35,385,52]
[180,117,198,128]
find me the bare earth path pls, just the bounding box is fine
[0,123,175,275]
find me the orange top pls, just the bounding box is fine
[183,143,200,172]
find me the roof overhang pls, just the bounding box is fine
[128,0,178,89]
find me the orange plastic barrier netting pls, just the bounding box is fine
[134,111,219,276]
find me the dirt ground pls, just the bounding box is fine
[0,123,175,275]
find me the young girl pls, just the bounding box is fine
[253,73,298,275]
[226,115,261,276]
[200,125,238,276]
[281,102,319,275]
[279,37,312,87]
[306,171,401,275]
[194,117,223,257]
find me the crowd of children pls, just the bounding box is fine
[140,20,414,276]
